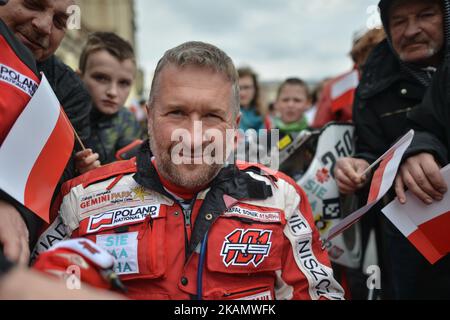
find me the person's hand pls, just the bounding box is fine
[335,157,370,194]
[75,149,101,175]
[0,200,29,265]
[0,267,125,300]
[395,153,447,205]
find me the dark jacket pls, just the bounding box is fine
[37,55,91,144]
[392,0,450,164]
[353,39,427,163]
[87,107,143,164]
[353,0,450,162]
[406,61,450,165]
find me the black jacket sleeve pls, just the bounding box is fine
[405,64,450,165]
[353,93,388,163]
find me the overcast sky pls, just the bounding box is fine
[136,0,381,92]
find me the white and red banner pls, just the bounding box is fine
[382,165,450,264]
[326,130,414,241]
[0,74,74,223]
[330,69,359,114]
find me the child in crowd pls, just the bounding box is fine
[75,32,143,173]
[273,78,311,139]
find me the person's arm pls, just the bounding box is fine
[0,267,125,300]
[395,65,450,204]
[0,195,37,264]
[352,93,386,164]
[276,180,344,300]
[332,91,383,194]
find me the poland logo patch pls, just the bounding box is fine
[220,229,272,267]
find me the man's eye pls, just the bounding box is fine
[54,15,68,30]
[420,12,436,19]
[391,18,405,27]
[168,110,184,116]
[23,0,44,11]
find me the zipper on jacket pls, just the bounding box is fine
[180,199,195,261]
[183,208,192,227]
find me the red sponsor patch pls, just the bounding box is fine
[220,229,272,267]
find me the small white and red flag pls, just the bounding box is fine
[326,130,414,241]
[382,165,450,264]
[330,69,359,114]
[0,74,74,223]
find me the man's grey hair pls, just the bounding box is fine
[148,41,240,119]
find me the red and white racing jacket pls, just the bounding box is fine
[33,143,344,300]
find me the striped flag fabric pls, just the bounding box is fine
[330,69,359,114]
[326,130,414,241]
[0,74,74,223]
[382,165,450,264]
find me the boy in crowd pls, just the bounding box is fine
[76,32,143,173]
[273,78,311,139]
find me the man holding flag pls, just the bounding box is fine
[0,7,42,265]
[335,0,450,299]
[0,0,94,266]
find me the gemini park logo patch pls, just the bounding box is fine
[220,229,272,267]
[0,64,38,97]
[86,204,160,233]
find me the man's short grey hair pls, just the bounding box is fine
[148,41,240,119]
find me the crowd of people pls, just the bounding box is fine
[1,0,450,300]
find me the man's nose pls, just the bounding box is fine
[185,118,207,151]
[32,13,53,36]
[404,18,422,39]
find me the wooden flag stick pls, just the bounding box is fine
[62,111,86,151]
[73,128,86,151]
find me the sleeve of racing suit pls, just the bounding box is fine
[404,65,450,165]
[276,180,345,300]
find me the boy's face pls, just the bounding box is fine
[275,84,310,124]
[81,50,136,115]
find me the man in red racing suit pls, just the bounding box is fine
[33,41,344,300]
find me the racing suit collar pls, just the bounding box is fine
[133,142,274,259]
[150,158,208,201]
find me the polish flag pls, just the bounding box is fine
[330,69,359,114]
[326,130,414,241]
[383,165,450,264]
[0,74,74,223]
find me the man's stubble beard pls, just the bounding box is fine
[148,127,224,190]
